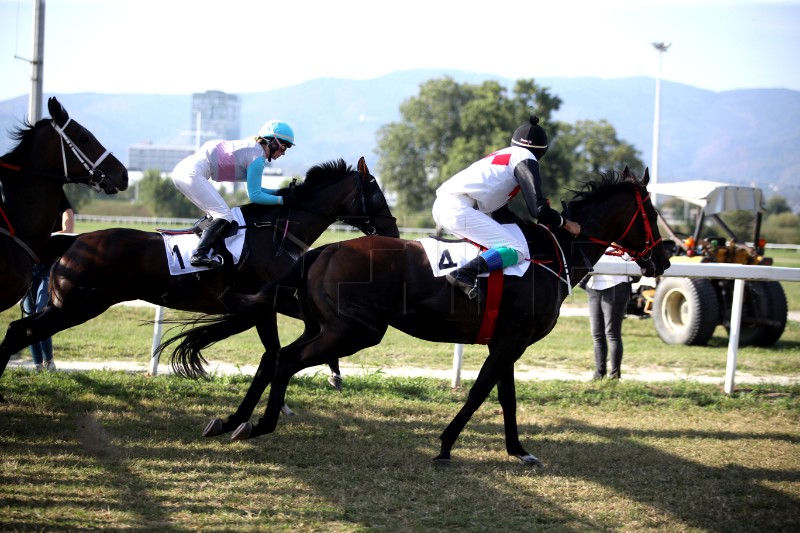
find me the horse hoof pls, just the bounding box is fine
[280,403,295,416]
[513,454,544,468]
[432,456,451,467]
[202,418,224,437]
[327,374,343,392]
[231,422,253,441]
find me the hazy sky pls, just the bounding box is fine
[1,0,799,103]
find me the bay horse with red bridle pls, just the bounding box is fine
[163,166,670,466]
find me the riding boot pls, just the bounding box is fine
[190,218,231,269]
[446,255,490,299]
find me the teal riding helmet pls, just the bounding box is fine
[258,120,295,146]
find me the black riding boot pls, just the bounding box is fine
[446,255,489,299]
[190,218,230,269]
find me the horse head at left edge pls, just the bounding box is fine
[2,96,129,194]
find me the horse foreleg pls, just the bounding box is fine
[204,316,281,437]
[236,321,385,440]
[435,358,506,465]
[496,368,542,467]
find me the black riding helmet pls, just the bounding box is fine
[511,115,548,160]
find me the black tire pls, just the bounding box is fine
[653,278,720,345]
[726,281,788,347]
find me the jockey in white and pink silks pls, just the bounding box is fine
[432,115,581,299]
[171,120,295,269]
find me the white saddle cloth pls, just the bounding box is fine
[161,208,247,275]
[417,224,530,278]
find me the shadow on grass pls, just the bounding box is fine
[1,370,798,531]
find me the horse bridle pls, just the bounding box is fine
[335,172,387,235]
[51,117,113,191]
[585,186,662,262]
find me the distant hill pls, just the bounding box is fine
[2,69,798,206]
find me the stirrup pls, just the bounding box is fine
[446,271,479,299]
[190,253,224,269]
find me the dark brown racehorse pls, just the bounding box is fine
[162,167,671,465]
[0,97,128,312]
[0,157,397,403]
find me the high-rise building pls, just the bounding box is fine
[190,90,240,147]
[128,90,241,173]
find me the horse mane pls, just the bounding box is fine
[2,118,44,164]
[566,169,643,209]
[283,159,354,196]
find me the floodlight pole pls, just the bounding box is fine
[651,41,671,206]
[29,0,46,122]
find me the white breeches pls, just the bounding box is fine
[432,195,526,262]
[171,157,233,222]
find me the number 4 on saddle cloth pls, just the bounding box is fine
[417,224,531,344]
[158,208,247,275]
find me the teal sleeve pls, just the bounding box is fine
[246,158,283,205]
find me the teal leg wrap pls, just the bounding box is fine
[479,247,520,271]
[496,247,521,268]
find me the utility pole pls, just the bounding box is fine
[28,0,46,122]
[651,41,671,206]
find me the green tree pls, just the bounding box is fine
[376,77,563,214]
[63,183,94,212]
[762,211,800,244]
[138,169,201,218]
[765,195,791,215]
[558,119,644,182]
[376,77,639,216]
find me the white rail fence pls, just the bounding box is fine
[451,260,800,394]
[148,259,799,395]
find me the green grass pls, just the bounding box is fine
[2,305,799,381]
[1,371,798,531]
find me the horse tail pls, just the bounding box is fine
[155,315,254,379]
[156,247,328,379]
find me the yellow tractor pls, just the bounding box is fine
[628,181,787,346]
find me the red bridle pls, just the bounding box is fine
[587,187,662,261]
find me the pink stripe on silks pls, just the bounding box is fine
[214,141,236,182]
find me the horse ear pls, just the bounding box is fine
[357,156,368,177]
[47,97,68,125]
[622,165,631,180]
[642,167,650,187]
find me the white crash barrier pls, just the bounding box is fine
[451,260,799,394]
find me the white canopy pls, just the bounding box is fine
[650,180,765,215]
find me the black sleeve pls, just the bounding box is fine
[513,159,564,228]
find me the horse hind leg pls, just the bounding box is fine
[233,322,386,440]
[203,315,283,438]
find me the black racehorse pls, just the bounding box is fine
[162,167,671,465]
[0,96,128,312]
[0,157,398,403]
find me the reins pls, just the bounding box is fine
[582,186,661,262]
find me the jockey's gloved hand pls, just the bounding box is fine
[280,188,297,207]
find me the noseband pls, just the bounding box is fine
[587,187,661,262]
[51,118,112,191]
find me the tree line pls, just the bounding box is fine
[65,76,800,244]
